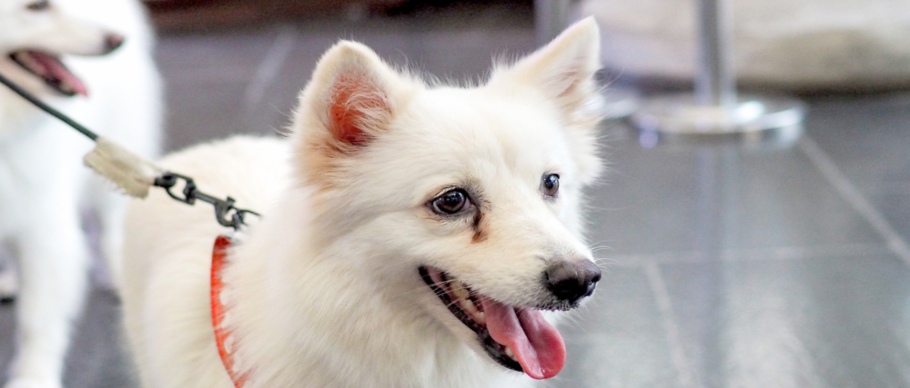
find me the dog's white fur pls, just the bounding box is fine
[122,18,602,388]
[0,0,161,386]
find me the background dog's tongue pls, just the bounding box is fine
[481,297,566,379]
[30,52,88,96]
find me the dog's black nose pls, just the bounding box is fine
[545,260,601,304]
[104,33,125,53]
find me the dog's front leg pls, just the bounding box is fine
[6,204,89,388]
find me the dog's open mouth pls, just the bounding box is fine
[8,51,87,97]
[418,266,565,380]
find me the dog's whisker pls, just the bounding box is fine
[593,257,618,266]
[425,279,460,289]
[587,240,614,249]
[560,312,585,331]
[443,299,465,310]
[589,245,614,253]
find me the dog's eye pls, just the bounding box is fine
[431,189,471,215]
[542,174,560,197]
[26,0,50,11]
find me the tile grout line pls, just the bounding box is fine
[243,25,298,109]
[798,136,910,266]
[643,259,699,388]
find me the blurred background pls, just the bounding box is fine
[7,0,910,386]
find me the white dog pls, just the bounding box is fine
[0,0,161,386]
[122,18,602,388]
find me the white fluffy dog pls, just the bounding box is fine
[122,18,602,388]
[0,0,161,386]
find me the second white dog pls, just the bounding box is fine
[0,0,162,386]
[122,18,603,388]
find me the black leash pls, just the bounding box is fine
[0,72,259,230]
[0,70,98,141]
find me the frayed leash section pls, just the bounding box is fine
[0,71,163,199]
[1,71,259,229]
[84,137,163,198]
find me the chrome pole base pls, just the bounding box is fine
[631,93,806,134]
[630,93,807,148]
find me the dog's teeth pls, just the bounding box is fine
[448,281,489,324]
[456,297,486,324]
[459,298,477,313]
[452,283,470,300]
[505,347,515,359]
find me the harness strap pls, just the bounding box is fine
[211,235,248,388]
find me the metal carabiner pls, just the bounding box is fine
[153,171,260,230]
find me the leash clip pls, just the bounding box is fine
[154,172,259,230]
[154,172,197,205]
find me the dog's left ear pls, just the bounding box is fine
[489,18,604,185]
[489,17,602,129]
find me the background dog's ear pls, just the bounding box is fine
[296,41,407,150]
[489,17,602,129]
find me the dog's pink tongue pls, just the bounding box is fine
[481,297,565,380]
[30,51,87,96]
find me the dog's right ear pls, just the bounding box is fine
[294,41,410,154]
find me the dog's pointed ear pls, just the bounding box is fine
[489,17,602,127]
[489,18,604,185]
[295,41,408,150]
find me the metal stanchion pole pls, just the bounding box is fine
[629,0,805,142]
[696,0,735,108]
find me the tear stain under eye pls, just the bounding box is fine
[472,209,486,243]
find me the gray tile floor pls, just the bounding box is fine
[3,3,910,387]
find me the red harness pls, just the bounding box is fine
[211,235,248,388]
